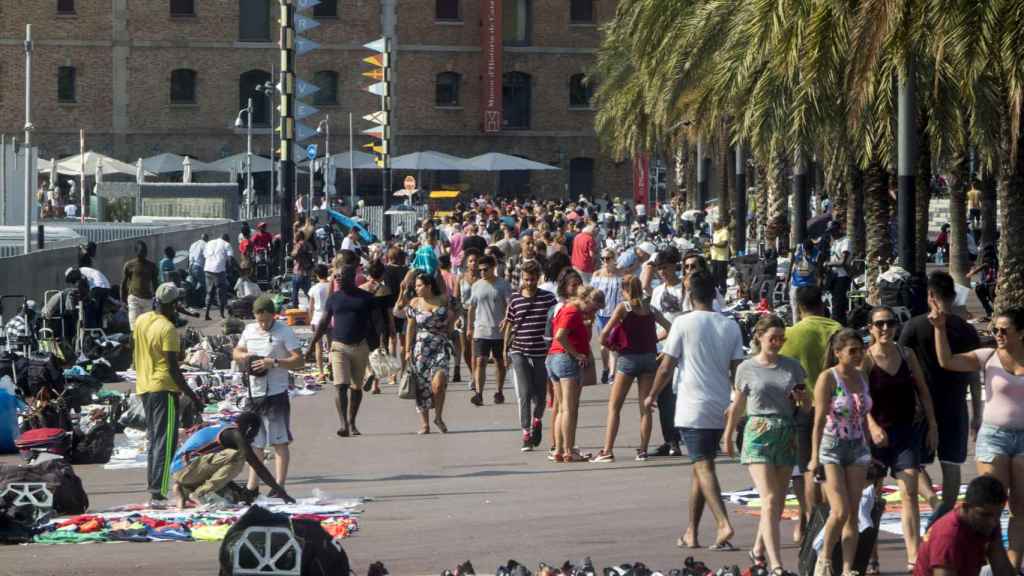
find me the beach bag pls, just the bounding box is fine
[368,349,400,381]
[219,505,350,576]
[0,458,88,515]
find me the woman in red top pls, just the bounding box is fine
[593,275,671,463]
[546,285,605,462]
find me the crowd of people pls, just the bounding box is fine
[34,190,1020,576]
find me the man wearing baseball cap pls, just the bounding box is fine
[133,282,203,506]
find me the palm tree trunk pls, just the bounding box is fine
[825,147,847,230]
[949,145,970,285]
[756,162,768,247]
[674,146,688,209]
[864,157,892,303]
[766,155,788,252]
[995,121,1024,311]
[720,122,732,231]
[981,172,997,250]
[914,113,932,275]
[847,162,865,258]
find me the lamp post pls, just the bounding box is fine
[316,116,330,207]
[235,98,253,220]
[23,24,33,253]
[256,68,277,209]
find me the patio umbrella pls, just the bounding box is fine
[57,151,151,177]
[182,156,193,183]
[135,158,144,184]
[93,157,103,197]
[207,153,274,173]
[323,156,337,196]
[462,152,558,171]
[49,158,58,192]
[324,150,377,170]
[142,152,215,174]
[390,151,465,171]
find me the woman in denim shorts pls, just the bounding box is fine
[546,285,605,462]
[725,315,808,574]
[809,329,873,576]
[934,307,1024,569]
[591,275,671,463]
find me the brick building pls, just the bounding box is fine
[0,0,630,202]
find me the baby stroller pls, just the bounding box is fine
[1,296,38,356]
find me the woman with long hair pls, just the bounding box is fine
[933,306,1024,569]
[458,249,482,386]
[359,259,395,395]
[592,274,670,462]
[395,270,455,434]
[438,254,463,382]
[725,315,807,574]
[863,306,937,571]
[809,328,873,576]
[546,284,604,462]
[546,268,584,458]
[591,247,624,384]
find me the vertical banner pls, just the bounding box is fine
[481,0,502,133]
[633,154,649,209]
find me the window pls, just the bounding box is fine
[569,157,595,197]
[239,69,272,125]
[435,72,461,107]
[238,0,271,42]
[503,0,531,46]
[313,0,337,18]
[312,71,339,105]
[57,0,75,14]
[569,73,593,108]
[170,69,197,103]
[569,0,594,23]
[170,0,195,15]
[58,66,77,103]
[436,0,460,20]
[502,72,531,129]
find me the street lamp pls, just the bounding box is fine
[235,98,253,220]
[256,70,278,207]
[316,116,332,208]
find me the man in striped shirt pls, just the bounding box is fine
[502,260,557,451]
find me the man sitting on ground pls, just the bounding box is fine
[170,412,295,508]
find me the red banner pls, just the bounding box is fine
[481,0,502,133]
[633,155,649,208]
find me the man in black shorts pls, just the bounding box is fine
[899,271,981,526]
[468,255,511,406]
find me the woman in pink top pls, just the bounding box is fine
[933,306,1024,569]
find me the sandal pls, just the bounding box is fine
[547,451,563,462]
[562,451,590,463]
[590,450,614,463]
[865,560,880,576]
[417,427,430,435]
[749,551,766,567]
[708,540,738,551]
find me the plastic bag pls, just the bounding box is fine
[368,349,399,380]
[118,394,146,431]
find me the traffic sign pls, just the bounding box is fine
[306,144,318,160]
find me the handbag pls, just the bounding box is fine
[368,348,400,381]
[605,324,629,352]
[397,369,416,400]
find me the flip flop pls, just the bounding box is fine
[709,540,738,551]
[676,537,699,549]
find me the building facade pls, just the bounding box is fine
[0,0,629,202]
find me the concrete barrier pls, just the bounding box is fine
[0,218,281,305]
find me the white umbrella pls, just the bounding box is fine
[57,151,151,177]
[323,156,337,196]
[207,153,274,173]
[462,152,558,171]
[142,152,216,174]
[319,150,377,170]
[93,157,104,198]
[390,151,466,171]
[49,157,58,192]
[135,158,144,184]
[182,156,193,183]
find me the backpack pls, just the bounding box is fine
[70,423,115,465]
[219,505,350,576]
[0,458,89,515]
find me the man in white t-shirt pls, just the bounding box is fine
[649,250,685,457]
[232,295,303,497]
[341,227,360,252]
[646,270,744,550]
[64,203,78,218]
[202,234,233,320]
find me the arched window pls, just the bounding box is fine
[170,0,195,15]
[569,73,592,108]
[569,157,595,197]
[238,0,271,42]
[502,72,531,129]
[170,69,197,103]
[569,0,594,23]
[435,72,461,107]
[503,0,531,46]
[436,0,460,20]
[58,66,77,103]
[313,70,339,105]
[239,69,272,125]
[313,0,337,18]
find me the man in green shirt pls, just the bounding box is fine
[779,285,841,543]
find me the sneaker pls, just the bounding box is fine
[530,418,542,447]
[635,448,648,462]
[590,449,614,463]
[653,443,672,457]
[669,442,682,456]
[470,392,483,406]
[600,369,609,384]
[521,431,533,452]
[494,391,505,404]
[547,449,560,462]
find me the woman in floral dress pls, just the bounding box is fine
[396,270,455,434]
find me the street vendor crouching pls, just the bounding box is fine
[170,412,296,508]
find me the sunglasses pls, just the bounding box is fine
[872,319,898,329]
[993,327,1011,336]
[683,263,699,271]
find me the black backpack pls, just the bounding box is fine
[71,423,115,465]
[219,506,350,576]
[0,459,89,515]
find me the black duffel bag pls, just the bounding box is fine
[71,423,115,465]
[798,495,885,576]
[219,505,350,576]
[0,459,88,515]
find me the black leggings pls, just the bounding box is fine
[976,283,995,317]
